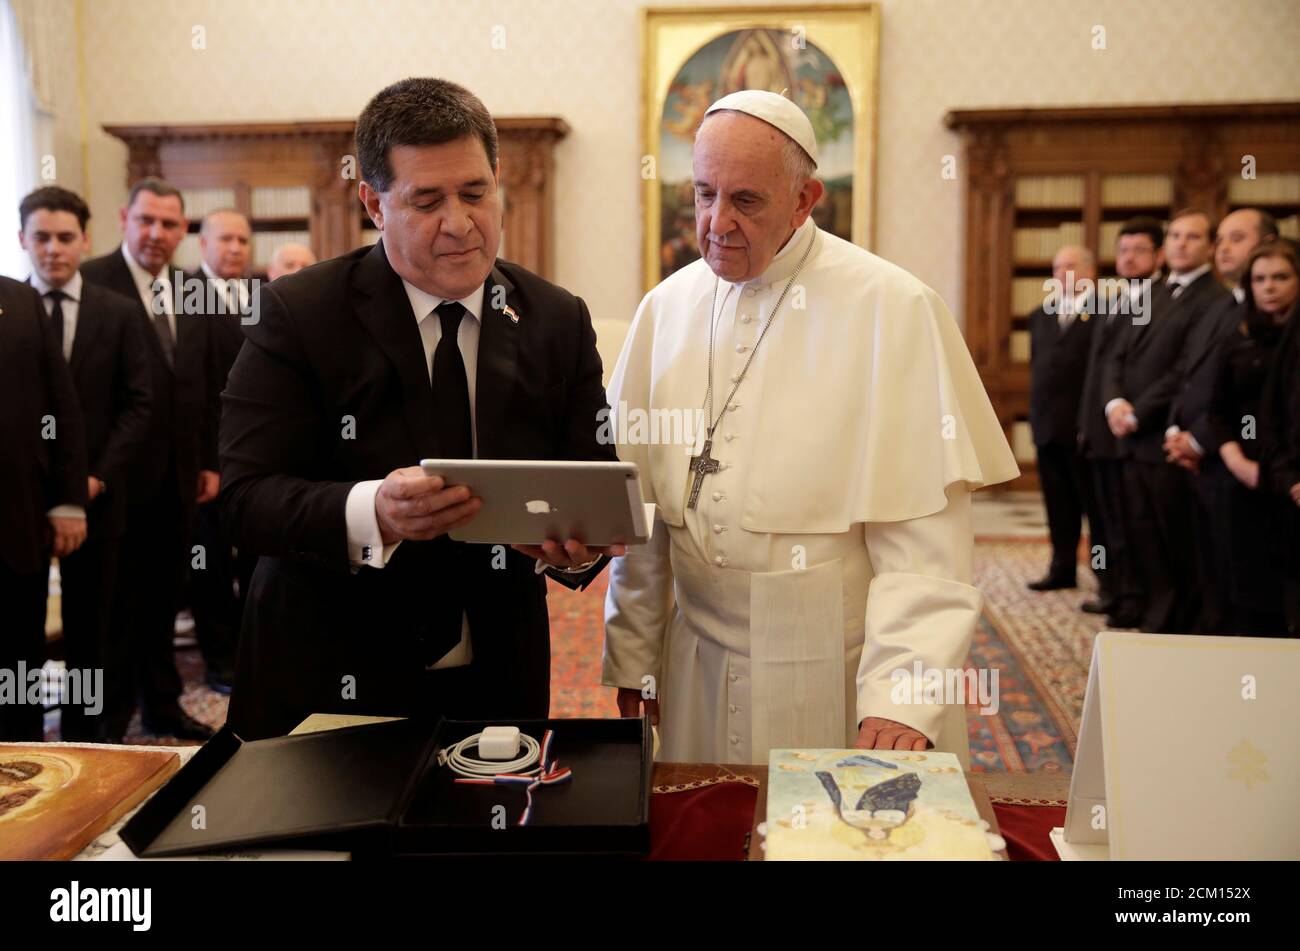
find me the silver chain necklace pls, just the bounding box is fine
[687,228,815,510]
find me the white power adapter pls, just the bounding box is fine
[477,726,522,761]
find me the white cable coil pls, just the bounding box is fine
[437,732,541,778]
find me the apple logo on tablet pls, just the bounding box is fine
[525,499,554,515]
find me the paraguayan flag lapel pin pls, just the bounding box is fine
[503,303,520,324]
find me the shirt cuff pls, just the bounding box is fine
[1165,425,1180,439]
[47,505,86,519]
[345,480,400,569]
[1105,398,1127,417]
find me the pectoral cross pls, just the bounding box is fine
[687,438,720,510]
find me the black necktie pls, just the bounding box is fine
[154,307,175,367]
[46,290,66,354]
[432,301,473,458]
[423,301,473,669]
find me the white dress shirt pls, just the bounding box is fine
[32,269,81,362]
[343,280,485,668]
[1166,262,1212,297]
[200,261,251,312]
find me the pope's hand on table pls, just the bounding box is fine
[855,716,929,752]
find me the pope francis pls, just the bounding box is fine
[602,90,1019,767]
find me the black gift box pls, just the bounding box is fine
[120,717,653,858]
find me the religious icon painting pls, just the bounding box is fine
[641,4,880,290]
[0,746,179,860]
[764,749,997,860]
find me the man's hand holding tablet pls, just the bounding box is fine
[416,458,647,571]
[374,467,483,544]
[511,538,627,570]
[376,464,629,569]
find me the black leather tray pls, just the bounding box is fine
[120,716,652,858]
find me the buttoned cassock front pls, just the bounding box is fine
[602,218,1019,766]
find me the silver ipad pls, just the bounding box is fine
[418,458,651,546]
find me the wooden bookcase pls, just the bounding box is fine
[102,117,570,279]
[945,102,1300,490]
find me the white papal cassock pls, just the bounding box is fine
[602,217,1019,767]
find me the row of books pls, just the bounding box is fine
[1014,176,1085,208]
[1100,174,1173,207]
[1012,277,1054,314]
[179,186,312,221]
[1014,172,1300,211]
[1228,173,1300,204]
[171,230,311,272]
[250,186,311,219]
[1013,222,1085,261]
[181,187,236,220]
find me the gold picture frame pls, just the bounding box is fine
[640,3,880,291]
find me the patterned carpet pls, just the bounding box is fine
[48,537,1101,772]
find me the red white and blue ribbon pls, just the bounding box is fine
[453,729,572,826]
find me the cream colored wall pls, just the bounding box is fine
[32,0,83,195]
[50,0,1300,336]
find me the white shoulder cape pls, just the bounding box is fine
[608,228,1019,532]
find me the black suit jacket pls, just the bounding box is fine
[184,268,249,392]
[1103,271,1230,462]
[1028,303,1094,447]
[36,280,154,539]
[1166,294,1244,457]
[219,241,617,738]
[1078,302,1131,460]
[80,249,218,506]
[0,276,88,574]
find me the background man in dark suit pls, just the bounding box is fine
[1104,208,1231,632]
[0,275,88,741]
[1078,217,1164,625]
[221,78,621,739]
[80,178,217,740]
[185,207,256,693]
[1027,245,1101,593]
[1165,207,1277,632]
[18,186,153,741]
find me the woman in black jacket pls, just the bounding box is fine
[1211,241,1299,635]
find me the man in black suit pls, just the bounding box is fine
[185,208,256,693]
[1104,209,1231,632]
[0,276,88,740]
[18,187,153,742]
[1027,245,1101,592]
[221,78,622,740]
[80,178,217,740]
[1078,217,1164,625]
[1165,208,1278,633]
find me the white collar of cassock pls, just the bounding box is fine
[720,215,819,294]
